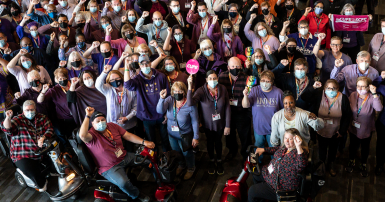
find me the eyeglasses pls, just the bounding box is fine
[357,85,368,89]
[260,80,272,83]
[298,26,308,29]
[173,91,184,94]
[326,87,337,91]
[330,44,341,47]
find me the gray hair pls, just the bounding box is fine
[27,70,41,82]
[23,100,36,110]
[199,39,213,50]
[75,13,86,22]
[254,22,275,38]
[67,51,86,69]
[357,51,371,61]
[340,3,355,15]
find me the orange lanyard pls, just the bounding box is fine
[259,35,270,47]
[200,18,208,34]
[231,14,239,25]
[167,71,178,85]
[104,53,114,65]
[172,12,184,27]
[117,92,123,104]
[33,36,40,48]
[288,54,294,70]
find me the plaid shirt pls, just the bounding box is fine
[218,71,248,112]
[1,113,54,162]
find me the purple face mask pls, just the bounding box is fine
[357,89,368,95]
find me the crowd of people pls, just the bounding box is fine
[0,0,383,201]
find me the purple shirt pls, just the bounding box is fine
[207,25,244,60]
[45,84,73,120]
[91,53,122,75]
[248,86,284,135]
[320,50,352,84]
[0,18,16,43]
[67,66,95,80]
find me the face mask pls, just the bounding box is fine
[299,28,309,36]
[357,89,368,95]
[382,27,385,35]
[95,121,107,131]
[71,61,81,67]
[255,58,264,65]
[48,12,57,19]
[110,79,122,87]
[30,31,38,37]
[11,10,20,16]
[126,33,134,39]
[325,90,337,98]
[141,66,151,74]
[208,80,218,88]
[59,1,68,7]
[24,111,36,120]
[172,6,180,14]
[295,70,306,79]
[199,12,207,18]
[131,62,140,69]
[359,62,369,71]
[77,22,85,28]
[90,7,98,13]
[203,49,213,57]
[230,68,240,76]
[151,0,157,2]
[285,5,294,10]
[258,29,267,37]
[22,60,32,69]
[128,16,136,22]
[0,40,5,48]
[59,79,68,86]
[60,22,68,28]
[83,79,94,87]
[101,51,111,58]
[165,65,175,72]
[345,11,353,15]
[229,12,237,18]
[44,4,48,10]
[287,46,296,53]
[102,23,109,29]
[29,79,40,87]
[139,52,148,56]
[154,20,162,27]
[63,41,69,48]
[262,9,269,15]
[260,82,271,91]
[174,34,183,41]
[77,41,86,49]
[315,7,323,15]
[113,6,121,12]
[173,93,184,101]
[223,28,232,33]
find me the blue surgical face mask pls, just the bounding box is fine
[255,58,264,65]
[154,20,162,27]
[0,40,5,48]
[22,60,32,69]
[48,12,57,19]
[59,0,68,7]
[295,70,306,79]
[172,6,180,14]
[165,65,175,72]
[258,29,267,37]
[77,41,86,49]
[208,80,218,88]
[128,16,136,22]
[95,121,107,131]
[90,7,98,13]
[203,49,213,57]
[30,31,38,37]
[325,90,338,98]
[102,23,109,29]
[141,66,151,74]
[315,7,323,15]
[382,27,385,35]
[24,111,36,120]
[174,34,183,41]
[113,6,121,12]
[345,11,353,15]
[199,12,207,18]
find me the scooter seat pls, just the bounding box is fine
[96,179,115,187]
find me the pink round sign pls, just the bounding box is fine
[186,59,199,75]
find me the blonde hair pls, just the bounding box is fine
[137,44,153,57]
[121,24,136,40]
[282,128,309,152]
[340,3,355,15]
[54,68,69,80]
[254,22,275,38]
[67,51,86,69]
[27,70,41,82]
[251,48,266,65]
[220,19,236,42]
[356,76,372,86]
[260,70,275,82]
[106,70,124,84]
[200,39,213,50]
[171,81,187,97]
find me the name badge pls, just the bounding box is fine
[180,62,186,70]
[353,120,361,129]
[343,37,350,43]
[373,52,380,61]
[314,32,319,37]
[212,113,221,121]
[185,3,191,8]
[115,148,123,158]
[268,163,274,174]
[171,125,179,131]
[324,118,333,125]
[229,99,238,106]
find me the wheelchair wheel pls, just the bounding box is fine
[94,199,108,202]
[15,172,27,188]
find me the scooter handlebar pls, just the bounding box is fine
[246,145,259,154]
[247,162,261,176]
[33,140,52,155]
[134,155,147,165]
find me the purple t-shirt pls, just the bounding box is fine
[45,84,73,120]
[85,122,127,174]
[91,53,122,75]
[248,86,283,135]
[67,66,95,80]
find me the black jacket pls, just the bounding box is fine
[165,11,193,39]
[334,31,365,47]
[273,49,305,73]
[214,10,248,47]
[274,6,302,34]
[246,10,282,38]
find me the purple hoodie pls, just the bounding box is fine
[124,68,170,121]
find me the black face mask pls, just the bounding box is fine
[287,46,296,53]
[223,28,232,33]
[131,62,140,69]
[229,12,237,18]
[230,68,240,76]
[71,61,81,67]
[60,22,68,28]
[77,23,85,28]
[29,80,40,87]
[101,51,111,58]
[285,5,294,10]
[110,79,122,87]
[126,33,134,39]
[262,9,269,15]
[174,93,184,101]
[59,79,68,86]
[11,10,20,16]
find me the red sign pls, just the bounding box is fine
[331,15,369,32]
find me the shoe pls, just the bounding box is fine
[360,164,368,177]
[328,162,337,177]
[224,152,237,161]
[208,161,216,174]
[184,168,195,180]
[216,161,224,175]
[38,180,48,192]
[176,165,185,176]
[345,160,355,173]
[375,166,383,176]
[136,193,150,202]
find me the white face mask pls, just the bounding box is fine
[358,62,369,71]
[84,79,94,87]
[382,27,385,35]
[260,82,271,91]
[299,28,308,36]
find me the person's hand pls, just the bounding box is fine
[221,0,229,5]
[92,41,100,49]
[121,52,129,59]
[318,33,326,41]
[4,48,11,55]
[162,114,167,124]
[191,0,196,9]
[124,57,131,67]
[59,39,65,48]
[142,11,149,18]
[192,139,199,148]
[283,20,290,28]
[50,32,55,42]
[59,60,67,67]
[50,21,59,28]
[308,112,317,120]
[37,136,45,148]
[149,40,158,47]
[103,65,112,73]
[144,140,155,149]
[71,77,79,85]
[336,131,342,138]
[328,13,332,19]
[5,109,13,119]
[263,45,271,54]
[160,52,167,59]
[279,41,286,50]
[243,86,248,96]
[187,75,193,89]
[14,92,21,99]
[121,15,127,22]
[79,0,86,4]
[104,1,111,8]
[335,58,344,68]
[159,89,167,99]
[72,11,77,19]
[313,81,322,89]
[30,0,40,6]
[19,48,28,55]
[106,24,113,34]
[195,49,201,57]
[381,71,385,79]
[250,3,258,11]
[281,59,289,66]
[305,7,312,15]
[166,27,172,35]
[370,84,377,94]
[41,84,50,93]
[369,14,373,21]
[250,13,257,21]
[117,117,128,124]
[224,127,230,136]
[294,135,302,148]
[22,15,30,23]
[85,106,94,116]
[212,15,218,25]
[245,59,251,68]
[255,148,264,156]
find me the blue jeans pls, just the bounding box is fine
[254,132,272,163]
[169,135,195,169]
[143,117,171,152]
[101,153,140,199]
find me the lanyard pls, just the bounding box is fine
[295,76,308,100]
[228,73,238,97]
[117,91,124,104]
[128,37,137,53]
[101,129,117,147]
[211,0,216,9]
[299,36,309,49]
[200,18,208,35]
[378,37,385,52]
[91,14,99,24]
[207,85,218,113]
[104,53,114,65]
[324,92,340,114]
[173,98,186,121]
[176,42,184,62]
[173,12,184,27]
[155,27,161,39]
[314,16,322,33]
[231,14,239,25]
[287,54,294,70]
[167,71,178,86]
[287,9,294,20]
[61,86,68,94]
[357,94,369,117]
[13,17,21,25]
[259,35,270,48]
[264,15,273,26]
[33,36,40,48]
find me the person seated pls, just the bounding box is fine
[78,107,153,202]
[248,128,308,202]
[2,100,54,192]
[17,17,49,51]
